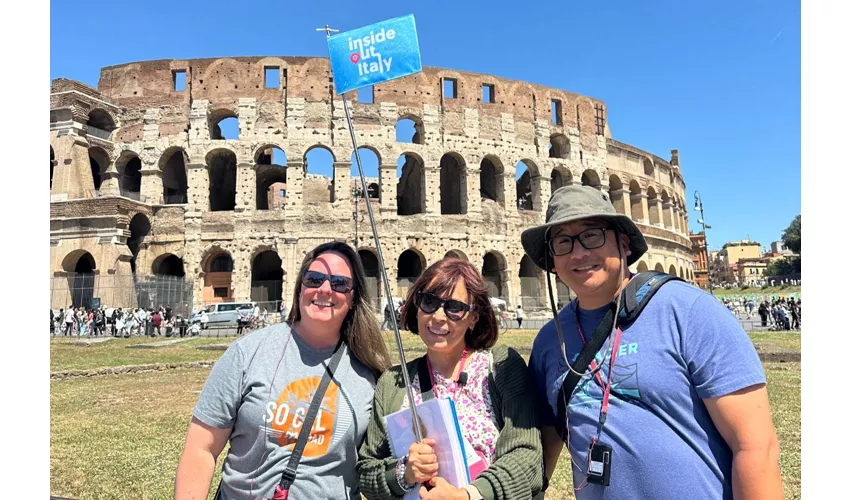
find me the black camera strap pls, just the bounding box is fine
[275,338,345,495]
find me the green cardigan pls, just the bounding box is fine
[356,346,544,500]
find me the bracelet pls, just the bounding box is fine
[395,455,416,492]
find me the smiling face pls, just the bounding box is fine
[298,251,354,333]
[416,277,479,357]
[549,217,631,308]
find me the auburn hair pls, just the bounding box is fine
[400,258,498,351]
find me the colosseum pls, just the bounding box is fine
[49,56,695,317]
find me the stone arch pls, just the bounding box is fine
[88,147,111,192]
[251,250,284,307]
[654,262,664,272]
[304,145,335,204]
[643,158,654,177]
[203,248,235,303]
[668,264,678,277]
[61,249,97,273]
[207,148,237,211]
[396,115,424,144]
[519,255,543,309]
[550,166,572,195]
[647,186,661,225]
[127,213,151,274]
[397,248,426,298]
[680,266,685,279]
[440,152,467,215]
[61,250,97,308]
[516,159,541,211]
[209,108,239,140]
[351,147,381,202]
[152,253,186,277]
[505,81,536,116]
[660,190,673,228]
[608,174,625,214]
[637,261,649,273]
[160,147,189,204]
[581,169,601,189]
[358,248,381,311]
[480,155,505,207]
[87,108,116,135]
[256,147,288,210]
[115,151,142,198]
[629,180,644,220]
[481,251,507,299]
[549,134,570,159]
[444,250,468,261]
[397,152,426,215]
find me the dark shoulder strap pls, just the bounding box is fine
[416,355,434,402]
[618,271,683,325]
[278,339,346,491]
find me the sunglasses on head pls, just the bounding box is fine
[415,291,472,321]
[301,270,355,294]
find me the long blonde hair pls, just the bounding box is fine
[287,242,391,375]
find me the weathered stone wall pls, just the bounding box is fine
[50,57,695,313]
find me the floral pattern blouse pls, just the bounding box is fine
[400,350,501,467]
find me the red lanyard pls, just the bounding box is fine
[576,321,623,420]
[426,348,468,399]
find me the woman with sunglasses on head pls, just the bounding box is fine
[357,258,543,500]
[175,241,391,500]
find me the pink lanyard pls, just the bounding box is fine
[576,322,623,420]
[425,348,468,399]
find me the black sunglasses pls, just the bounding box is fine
[302,270,355,294]
[415,291,472,321]
[547,227,612,256]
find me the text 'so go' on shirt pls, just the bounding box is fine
[194,323,377,500]
[528,280,766,500]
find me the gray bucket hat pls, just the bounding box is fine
[521,184,648,270]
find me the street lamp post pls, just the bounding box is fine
[693,190,714,295]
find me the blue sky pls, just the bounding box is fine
[50,0,800,251]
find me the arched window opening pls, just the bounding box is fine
[210,110,239,140]
[608,175,625,214]
[661,191,673,228]
[654,263,664,272]
[162,149,188,204]
[444,250,468,261]
[668,265,678,277]
[127,214,151,274]
[304,146,334,204]
[86,109,115,137]
[256,148,288,210]
[519,255,543,309]
[204,251,234,303]
[71,252,96,308]
[397,154,426,215]
[358,249,381,312]
[549,134,570,159]
[208,149,237,211]
[479,156,504,207]
[251,251,284,309]
[643,158,654,177]
[397,250,425,300]
[516,160,540,211]
[550,167,571,195]
[637,261,649,273]
[116,156,142,198]
[89,148,109,193]
[580,169,601,190]
[482,252,505,299]
[396,116,424,144]
[440,153,467,215]
[647,187,660,225]
[629,180,644,220]
[351,148,380,202]
[155,254,185,277]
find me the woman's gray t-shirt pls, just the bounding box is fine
[194,323,377,500]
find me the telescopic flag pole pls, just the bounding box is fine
[318,24,425,444]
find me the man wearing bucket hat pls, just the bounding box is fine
[522,185,782,499]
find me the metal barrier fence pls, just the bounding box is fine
[50,273,194,318]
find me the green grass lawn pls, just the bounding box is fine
[50,326,801,500]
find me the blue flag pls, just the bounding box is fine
[327,14,422,95]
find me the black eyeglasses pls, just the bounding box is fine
[301,270,355,294]
[415,291,472,321]
[547,227,611,256]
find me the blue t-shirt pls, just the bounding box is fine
[529,280,765,500]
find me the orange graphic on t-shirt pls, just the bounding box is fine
[267,377,338,458]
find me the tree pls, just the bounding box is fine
[765,256,800,276]
[782,215,801,254]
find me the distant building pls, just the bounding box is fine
[737,257,768,286]
[770,240,794,255]
[715,240,761,285]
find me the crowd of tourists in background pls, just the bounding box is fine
[721,296,801,330]
[50,304,194,338]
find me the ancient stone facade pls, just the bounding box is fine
[49,56,695,313]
